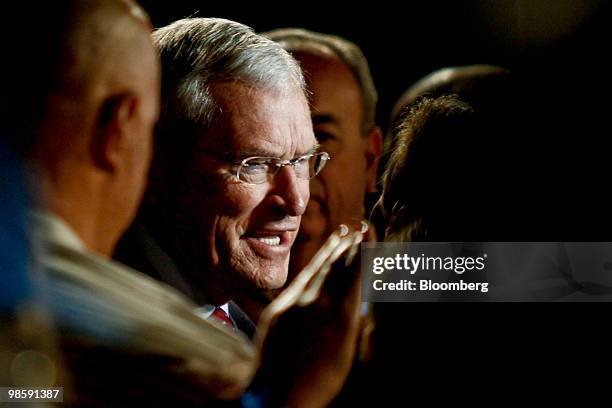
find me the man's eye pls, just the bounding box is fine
[314,130,335,143]
[243,162,269,173]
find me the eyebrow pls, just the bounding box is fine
[309,142,320,154]
[296,143,320,157]
[233,149,277,158]
[230,143,320,160]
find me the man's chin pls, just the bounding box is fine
[249,262,289,292]
[256,274,287,293]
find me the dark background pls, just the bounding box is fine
[138,0,612,239]
[139,0,610,126]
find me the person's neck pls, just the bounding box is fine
[234,290,275,324]
[40,167,119,257]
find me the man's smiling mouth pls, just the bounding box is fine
[256,236,281,246]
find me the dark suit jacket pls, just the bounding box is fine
[114,221,256,338]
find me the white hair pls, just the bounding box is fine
[154,18,306,131]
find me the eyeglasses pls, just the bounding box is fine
[236,152,330,185]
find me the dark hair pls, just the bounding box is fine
[378,65,512,186]
[378,89,532,241]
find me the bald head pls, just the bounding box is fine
[55,0,153,98]
[2,0,156,154]
[2,0,160,255]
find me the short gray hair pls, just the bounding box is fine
[153,18,306,132]
[263,28,378,134]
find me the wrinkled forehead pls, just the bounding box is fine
[200,82,316,158]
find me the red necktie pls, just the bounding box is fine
[211,307,235,330]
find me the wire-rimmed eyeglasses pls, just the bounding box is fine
[236,151,330,184]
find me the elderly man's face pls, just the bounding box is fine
[173,82,315,302]
[292,53,379,265]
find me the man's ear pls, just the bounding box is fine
[364,126,382,193]
[91,93,137,172]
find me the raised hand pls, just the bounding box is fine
[255,223,367,408]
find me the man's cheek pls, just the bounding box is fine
[223,188,260,215]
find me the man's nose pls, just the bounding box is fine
[268,165,308,216]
